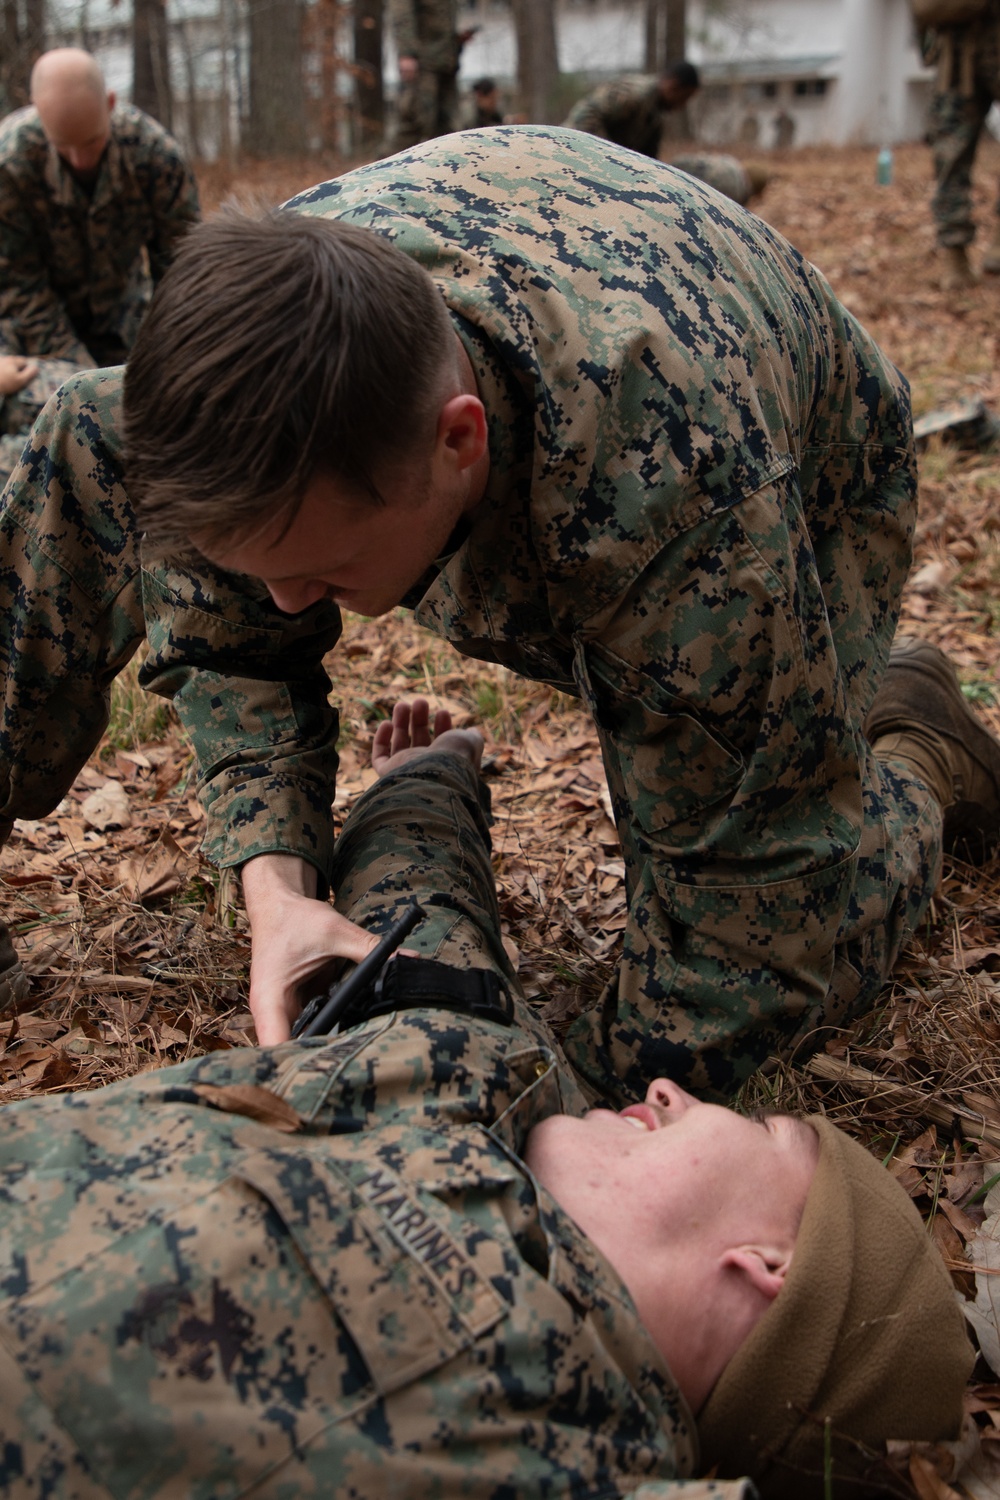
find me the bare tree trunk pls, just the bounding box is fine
[664,0,686,66]
[133,0,174,128]
[644,0,662,72]
[1,0,44,112]
[178,17,200,156]
[0,0,23,113]
[246,0,305,155]
[24,0,44,68]
[510,0,558,125]
[660,0,690,142]
[353,0,383,150]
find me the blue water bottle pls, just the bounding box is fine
[876,146,893,185]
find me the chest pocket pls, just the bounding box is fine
[236,1146,506,1396]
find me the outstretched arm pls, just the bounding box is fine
[245,699,484,1043]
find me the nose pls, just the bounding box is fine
[644,1077,695,1115]
[266,578,329,614]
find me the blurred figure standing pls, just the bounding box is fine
[920,0,1000,288]
[387,0,477,152]
[468,76,503,128]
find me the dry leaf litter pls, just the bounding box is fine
[2,140,1000,1495]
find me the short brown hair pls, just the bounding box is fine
[124,209,456,555]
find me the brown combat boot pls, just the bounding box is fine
[940,245,976,290]
[865,637,1000,863]
[0,916,28,1013]
[982,221,1000,275]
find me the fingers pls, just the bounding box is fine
[0,355,37,395]
[371,698,476,777]
[247,898,382,1045]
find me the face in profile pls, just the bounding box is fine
[525,1077,818,1298]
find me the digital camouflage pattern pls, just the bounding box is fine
[0,752,752,1499]
[668,154,753,206]
[0,102,199,364]
[922,2,1000,246]
[0,128,941,1103]
[0,367,342,864]
[387,0,460,149]
[563,75,666,158]
[0,328,80,485]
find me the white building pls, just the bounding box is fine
[460,0,934,149]
[43,0,935,159]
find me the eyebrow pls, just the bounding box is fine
[747,1107,778,1126]
[746,1107,818,1156]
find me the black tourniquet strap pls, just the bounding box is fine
[344,955,514,1029]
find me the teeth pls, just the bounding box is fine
[624,1115,648,1131]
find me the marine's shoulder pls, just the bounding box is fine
[110,103,188,164]
[604,72,659,102]
[0,107,46,166]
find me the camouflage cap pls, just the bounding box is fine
[698,1115,974,1498]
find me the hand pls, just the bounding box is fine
[0,354,37,396]
[241,853,381,1044]
[398,54,419,82]
[372,697,484,776]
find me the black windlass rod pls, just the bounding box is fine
[292,900,425,1039]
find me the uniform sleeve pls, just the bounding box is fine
[389,0,421,58]
[140,560,343,883]
[0,168,94,363]
[144,140,201,285]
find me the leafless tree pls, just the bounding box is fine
[133,0,173,128]
[353,0,383,148]
[510,0,558,124]
[645,0,688,70]
[1,0,45,113]
[245,0,306,154]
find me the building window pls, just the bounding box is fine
[794,78,829,97]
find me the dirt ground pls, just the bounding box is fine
[3,136,1000,1492]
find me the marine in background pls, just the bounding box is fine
[919,0,1000,289]
[0,47,199,365]
[562,62,701,159]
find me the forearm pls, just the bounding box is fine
[140,557,343,880]
[242,850,318,915]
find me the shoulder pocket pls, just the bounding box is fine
[237,1146,506,1395]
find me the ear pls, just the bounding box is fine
[107,90,117,111]
[436,393,488,473]
[721,1243,793,1305]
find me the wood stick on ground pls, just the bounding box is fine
[806,1053,1000,1152]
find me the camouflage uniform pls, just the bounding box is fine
[563,75,666,158]
[0,328,80,485]
[0,750,751,1499]
[669,153,753,206]
[388,0,461,152]
[923,1,1000,247]
[0,128,940,1105]
[0,102,199,365]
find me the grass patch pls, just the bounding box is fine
[103,651,174,755]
